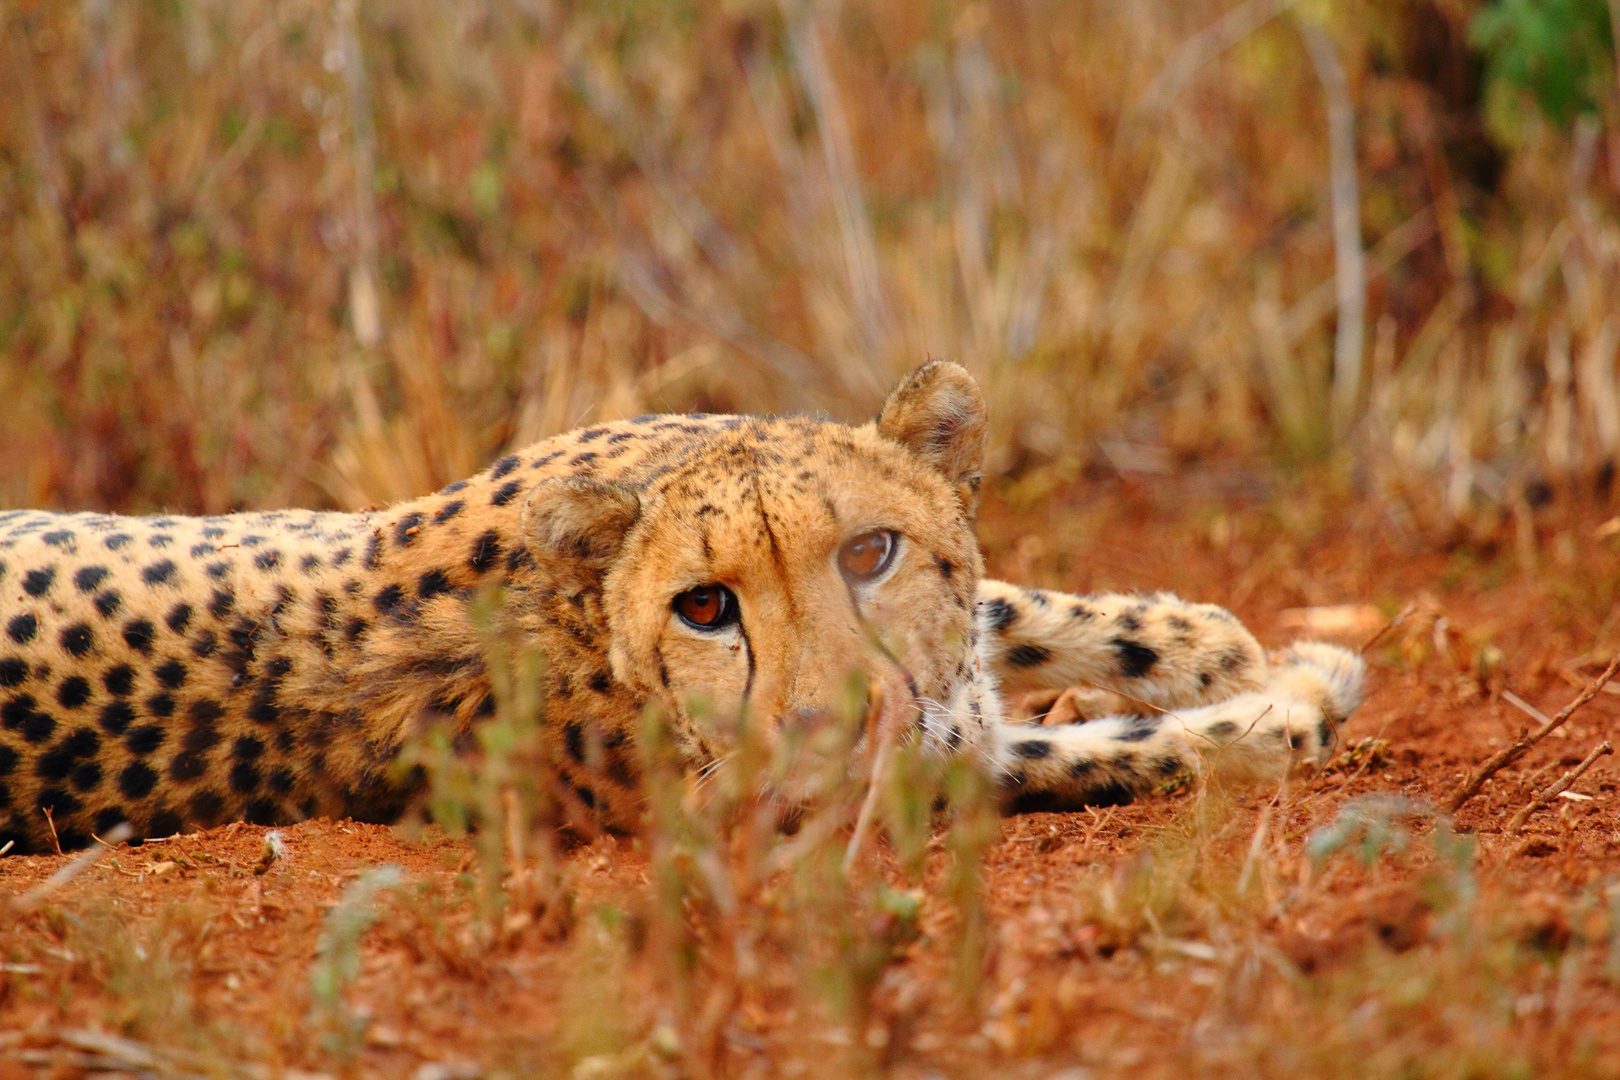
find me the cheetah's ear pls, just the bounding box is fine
[876,360,987,509]
[520,477,642,589]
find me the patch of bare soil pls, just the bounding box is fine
[5,481,1620,1079]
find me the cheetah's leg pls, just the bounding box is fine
[977,580,1268,715]
[985,642,1366,810]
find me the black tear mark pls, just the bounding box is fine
[1111,638,1159,679]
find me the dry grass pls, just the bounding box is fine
[3,0,1619,521]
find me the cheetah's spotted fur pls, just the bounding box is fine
[0,363,1363,853]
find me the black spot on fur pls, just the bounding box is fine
[0,658,27,688]
[119,761,158,798]
[1011,739,1052,759]
[435,500,465,524]
[41,529,74,548]
[192,631,217,659]
[253,550,281,571]
[74,566,109,592]
[105,534,133,551]
[166,603,192,634]
[364,534,382,569]
[1115,611,1143,633]
[468,530,502,574]
[104,665,133,695]
[36,787,81,818]
[1206,721,1239,740]
[99,701,135,735]
[168,753,209,782]
[154,659,187,690]
[418,569,452,599]
[208,588,234,618]
[1005,643,1051,668]
[22,567,55,597]
[490,454,520,479]
[125,724,165,756]
[95,592,121,617]
[60,623,94,657]
[1152,755,1183,777]
[393,513,424,547]
[563,721,586,764]
[1116,715,1161,742]
[147,807,181,837]
[374,584,404,613]
[1111,638,1159,679]
[229,760,261,794]
[983,598,1017,633]
[145,693,175,719]
[123,619,155,654]
[6,613,37,644]
[1218,646,1251,674]
[189,789,225,824]
[142,560,177,586]
[247,684,280,726]
[588,670,613,694]
[935,556,955,579]
[94,807,127,834]
[57,676,90,709]
[491,479,523,506]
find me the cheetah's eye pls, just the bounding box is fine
[673,584,738,631]
[838,529,899,584]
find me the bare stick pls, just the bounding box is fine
[40,806,61,857]
[1134,0,1303,119]
[1501,689,1552,726]
[1359,601,1418,655]
[843,682,902,875]
[1448,653,1620,813]
[10,824,132,912]
[1506,741,1612,833]
[1298,18,1365,433]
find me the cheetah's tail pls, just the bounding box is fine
[991,641,1366,811]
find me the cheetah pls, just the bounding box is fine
[0,362,1363,854]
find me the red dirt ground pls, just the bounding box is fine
[4,477,1620,1078]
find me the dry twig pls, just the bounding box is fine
[1359,601,1418,655]
[1448,654,1620,814]
[1506,741,1612,833]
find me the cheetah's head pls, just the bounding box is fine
[519,362,993,779]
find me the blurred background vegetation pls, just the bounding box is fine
[2,0,1618,519]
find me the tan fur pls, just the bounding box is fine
[0,363,1363,853]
